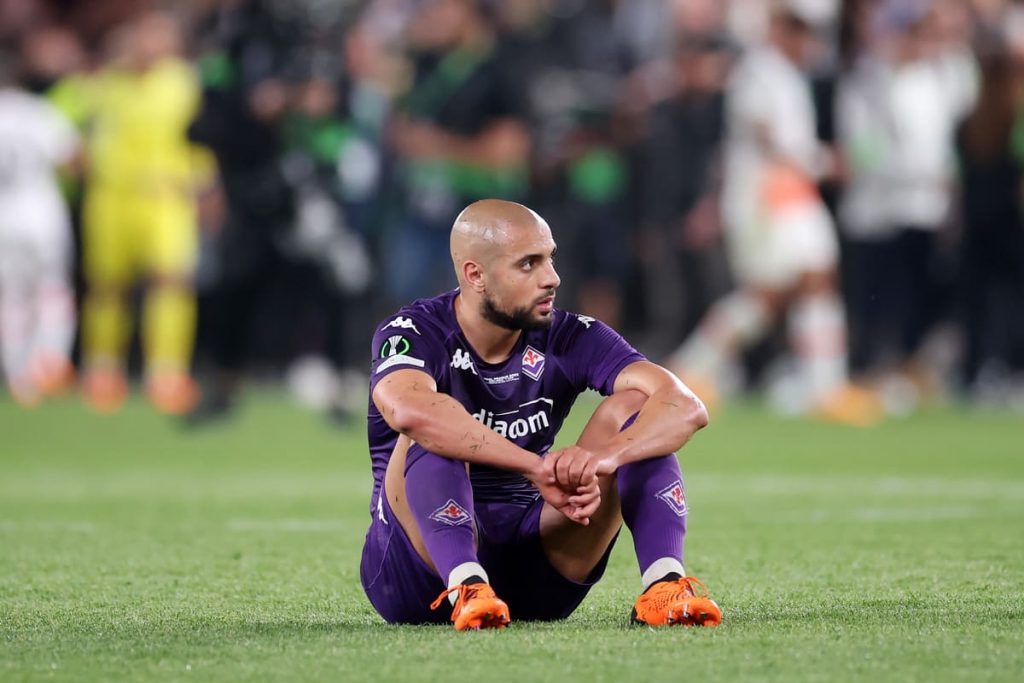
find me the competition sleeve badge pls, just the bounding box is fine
[375,334,425,374]
[521,346,545,381]
[379,334,410,358]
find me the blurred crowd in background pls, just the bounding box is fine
[1,0,1023,425]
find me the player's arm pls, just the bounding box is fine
[546,360,708,491]
[374,367,599,523]
[373,367,544,477]
[596,360,708,473]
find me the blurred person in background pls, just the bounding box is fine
[186,0,374,424]
[18,24,91,328]
[78,10,208,415]
[637,28,734,359]
[16,23,90,321]
[274,50,380,419]
[498,0,655,331]
[16,26,89,197]
[0,52,78,406]
[185,0,311,424]
[956,23,1024,402]
[384,0,530,306]
[667,0,881,425]
[836,0,977,411]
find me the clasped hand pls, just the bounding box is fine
[529,446,616,526]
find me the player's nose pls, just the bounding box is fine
[540,259,560,290]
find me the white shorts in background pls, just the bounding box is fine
[725,200,839,290]
[0,192,72,290]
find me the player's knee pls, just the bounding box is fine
[149,272,193,290]
[593,389,647,433]
[751,287,786,317]
[87,281,125,300]
[794,269,836,297]
[404,443,465,477]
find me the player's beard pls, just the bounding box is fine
[481,291,554,331]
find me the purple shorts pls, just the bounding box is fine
[360,493,617,624]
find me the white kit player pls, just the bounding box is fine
[669,0,880,425]
[0,65,78,406]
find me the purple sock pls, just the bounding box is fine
[404,444,479,582]
[616,418,687,575]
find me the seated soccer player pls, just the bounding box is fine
[361,199,721,630]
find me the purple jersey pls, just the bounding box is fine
[366,290,645,511]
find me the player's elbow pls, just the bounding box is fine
[374,382,436,436]
[385,402,428,435]
[689,399,710,431]
[677,390,709,432]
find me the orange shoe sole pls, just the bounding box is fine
[667,597,722,627]
[147,376,200,416]
[455,608,510,631]
[32,356,76,397]
[82,371,129,414]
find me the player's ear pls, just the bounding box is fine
[463,260,486,292]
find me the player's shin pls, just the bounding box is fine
[616,453,688,588]
[404,445,485,592]
[789,291,846,402]
[36,277,75,362]
[144,282,196,374]
[82,288,129,370]
[620,453,722,626]
[0,288,36,402]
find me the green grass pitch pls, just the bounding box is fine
[2,392,1022,682]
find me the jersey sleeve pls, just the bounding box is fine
[368,314,448,393]
[33,97,78,166]
[557,314,646,396]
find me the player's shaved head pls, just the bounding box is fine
[450,199,547,283]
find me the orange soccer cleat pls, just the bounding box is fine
[30,354,76,398]
[631,576,722,627]
[146,372,200,416]
[811,383,884,428]
[7,376,42,409]
[81,367,129,414]
[430,582,511,631]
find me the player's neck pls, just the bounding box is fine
[454,293,522,364]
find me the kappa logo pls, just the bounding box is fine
[655,480,688,517]
[429,499,472,526]
[376,495,388,525]
[521,346,545,381]
[381,316,420,334]
[450,348,477,374]
[576,315,596,329]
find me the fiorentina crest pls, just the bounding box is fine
[521,346,545,381]
[655,480,688,517]
[429,499,472,526]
